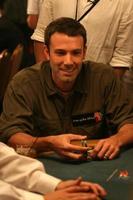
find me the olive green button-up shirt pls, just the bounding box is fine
[0,61,133,142]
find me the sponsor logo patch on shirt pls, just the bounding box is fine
[72,112,102,126]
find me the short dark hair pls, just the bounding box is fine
[44,17,87,48]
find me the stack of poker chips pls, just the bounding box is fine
[81,140,94,160]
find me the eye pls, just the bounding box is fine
[72,50,82,56]
[55,50,66,56]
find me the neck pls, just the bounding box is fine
[54,80,74,97]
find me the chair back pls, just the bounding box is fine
[0,45,23,111]
[0,49,11,102]
[9,44,23,80]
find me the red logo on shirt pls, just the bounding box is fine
[94,112,102,122]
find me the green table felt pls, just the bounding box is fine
[38,145,133,200]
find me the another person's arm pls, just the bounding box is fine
[0,142,61,193]
[34,41,48,62]
[27,0,40,29]
[0,179,106,200]
[0,180,44,200]
[0,143,106,200]
[27,14,39,29]
[31,0,53,62]
[110,0,133,78]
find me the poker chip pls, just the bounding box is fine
[81,140,94,160]
[103,154,108,160]
[119,170,129,179]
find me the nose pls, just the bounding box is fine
[64,53,73,65]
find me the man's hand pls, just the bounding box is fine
[90,135,121,160]
[45,177,106,200]
[48,134,88,159]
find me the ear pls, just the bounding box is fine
[44,45,50,60]
[83,45,87,60]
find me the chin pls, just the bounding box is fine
[60,75,75,82]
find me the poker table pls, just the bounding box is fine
[38,140,133,200]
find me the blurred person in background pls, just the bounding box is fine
[0,0,23,53]
[27,0,44,30]
[4,0,27,33]
[4,0,35,67]
[31,0,133,78]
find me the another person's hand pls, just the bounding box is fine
[56,177,106,197]
[45,177,106,200]
[48,134,88,159]
[90,135,121,160]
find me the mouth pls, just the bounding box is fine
[60,67,75,73]
[60,69,75,77]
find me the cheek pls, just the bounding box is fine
[50,61,59,73]
[50,54,63,64]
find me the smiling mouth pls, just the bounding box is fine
[61,70,74,77]
[61,68,75,73]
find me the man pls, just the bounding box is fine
[0,142,106,200]
[31,0,133,77]
[0,17,133,160]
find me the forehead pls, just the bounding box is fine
[49,32,84,49]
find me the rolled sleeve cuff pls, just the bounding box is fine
[34,172,61,194]
[31,31,44,43]
[110,55,132,68]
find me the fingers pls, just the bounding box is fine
[102,145,119,159]
[57,177,83,190]
[56,179,106,200]
[45,189,101,200]
[67,143,88,152]
[67,134,87,141]
[55,134,120,160]
[80,182,107,197]
[90,139,120,160]
[89,183,107,197]
[52,133,87,151]
[65,185,90,192]
[59,179,106,198]
[58,149,85,159]
[66,191,101,200]
[74,176,83,185]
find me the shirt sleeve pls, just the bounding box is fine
[0,143,61,194]
[31,0,53,42]
[0,180,44,200]
[27,0,41,15]
[102,68,133,132]
[110,0,133,67]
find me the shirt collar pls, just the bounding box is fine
[41,61,89,97]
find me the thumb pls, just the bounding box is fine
[74,176,83,185]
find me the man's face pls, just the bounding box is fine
[46,32,86,86]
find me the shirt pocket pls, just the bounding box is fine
[33,117,63,136]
